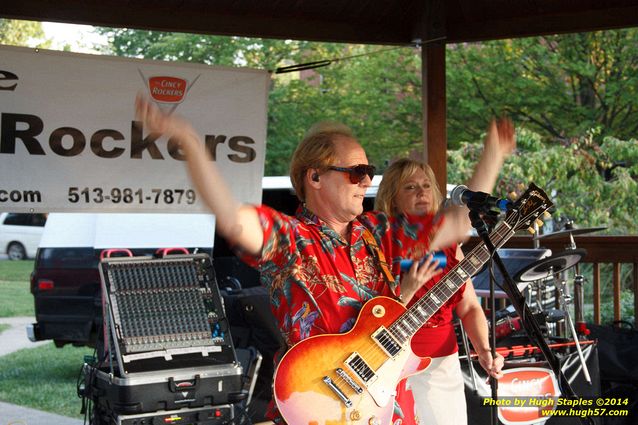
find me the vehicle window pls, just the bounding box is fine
[2,213,47,227]
[38,248,99,269]
[30,214,47,227]
[3,213,29,226]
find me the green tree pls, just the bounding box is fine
[446,30,638,146]
[448,127,638,234]
[0,19,49,47]
[266,44,422,174]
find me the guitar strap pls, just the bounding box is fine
[361,228,398,293]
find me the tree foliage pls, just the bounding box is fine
[0,19,48,47]
[448,128,638,233]
[446,30,638,146]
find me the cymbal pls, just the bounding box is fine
[514,249,587,282]
[534,226,606,240]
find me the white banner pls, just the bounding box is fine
[0,45,269,213]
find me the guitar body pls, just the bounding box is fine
[274,297,431,425]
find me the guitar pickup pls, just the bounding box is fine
[345,352,377,384]
[322,376,352,407]
[371,326,402,357]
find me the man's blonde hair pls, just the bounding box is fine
[290,121,354,201]
[375,158,443,215]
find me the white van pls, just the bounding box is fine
[0,212,47,260]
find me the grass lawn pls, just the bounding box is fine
[0,323,9,333]
[0,260,35,317]
[0,260,34,281]
[0,342,93,418]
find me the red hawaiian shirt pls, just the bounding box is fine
[237,205,441,424]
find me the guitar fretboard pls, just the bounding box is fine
[388,222,514,344]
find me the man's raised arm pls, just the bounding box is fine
[135,94,264,256]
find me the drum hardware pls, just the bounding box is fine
[494,304,516,321]
[514,229,594,385]
[525,279,551,314]
[556,275,592,385]
[494,316,523,340]
[533,225,606,239]
[544,308,566,323]
[533,224,606,242]
[513,249,586,282]
[573,274,590,336]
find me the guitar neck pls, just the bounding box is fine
[390,221,514,342]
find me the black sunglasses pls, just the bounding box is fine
[327,164,376,184]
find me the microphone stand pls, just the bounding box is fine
[469,209,499,425]
[468,208,594,425]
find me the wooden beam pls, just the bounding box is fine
[0,0,418,45]
[446,5,638,43]
[422,44,447,192]
[463,235,638,264]
[613,263,621,323]
[593,263,601,325]
[420,0,448,191]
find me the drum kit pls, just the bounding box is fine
[490,222,606,384]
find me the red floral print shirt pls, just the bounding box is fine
[237,205,441,424]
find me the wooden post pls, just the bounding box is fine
[613,263,621,323]
[422,44,447,192]
[421,0,447,193]
[593,263,600,324]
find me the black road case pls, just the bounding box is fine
[85,363,243,415]
[91,402,234,425]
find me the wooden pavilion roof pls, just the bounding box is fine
[3,0,638,45]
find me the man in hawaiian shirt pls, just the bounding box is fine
[135,96,514,424]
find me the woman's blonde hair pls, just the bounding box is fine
[290,121,354,202]
[375,158,443,215]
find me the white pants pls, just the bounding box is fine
[408,352,467,425]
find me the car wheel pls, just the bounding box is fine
[7,242,27,260]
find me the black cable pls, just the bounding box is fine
[274,46,409,74]
[77,346,98,425]
[232,404,253,425]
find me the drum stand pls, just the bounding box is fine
[554,229,592,384]
[555,275,592,384]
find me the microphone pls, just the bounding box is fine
[449,185,512,212]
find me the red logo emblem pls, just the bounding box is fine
[148,76,187,103]
[497,367,560,424]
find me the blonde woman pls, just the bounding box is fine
[375,150,508,424]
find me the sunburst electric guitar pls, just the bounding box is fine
[273,183,553,425]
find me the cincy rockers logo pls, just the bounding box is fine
[139,70,201,114]
[497,367,560,424]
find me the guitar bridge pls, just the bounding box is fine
[336,367,363,394]
[322,376,352,407]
